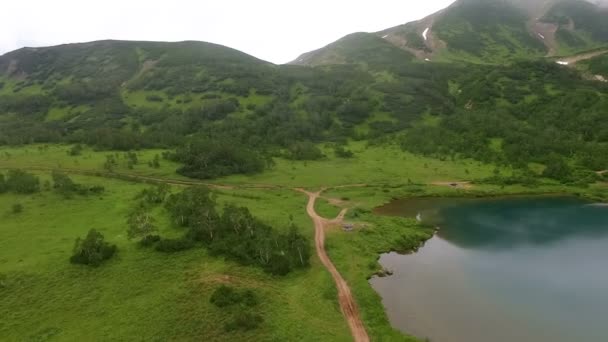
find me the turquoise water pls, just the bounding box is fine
[371,197,608,342]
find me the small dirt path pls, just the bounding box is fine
[296,188,369,342]
[430,181,472,189]
[9,166,281,190]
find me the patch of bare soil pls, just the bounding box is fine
[430,181,473,189]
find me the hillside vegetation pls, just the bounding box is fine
[1,37,607,183]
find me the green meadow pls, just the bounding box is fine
[1,143,606,341]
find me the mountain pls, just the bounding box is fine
[1,20,608,181]
[292,0,608,65]
[292,32,415,67]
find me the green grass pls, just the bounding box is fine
[0,174,352,341]
[0,141,499,188]
[0,145,185,180]
[315,197,343,219]
[219,141,498,187]
[326,211,433,342]
[1,143,605,341]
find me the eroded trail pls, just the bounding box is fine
[297,189,370,342]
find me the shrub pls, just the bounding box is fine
[70,229,117,266]
[5,170,40,194]
[12,203,23,214]
[155,237,194,253]
[68,144,83,156]
[210,285,259,308]
[139,234,161,247]
[210,285,241,307]
[52,170,77,197]
[287,142,324,161]
[334,146,354,158]
[0,174,6,193]
[146,94,164,102]
[224,313,263,332]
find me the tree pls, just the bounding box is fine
[125,151,138,169]
[285,224,311,268]
[68,144,83,156]
[287,141,324,161]
[127,208,158,241]
[137,184,170,205]
[148,154,160,169]
[542,154,572,182]
[70,229,117,266]
[103,155,118,172]
[52,170,77,197]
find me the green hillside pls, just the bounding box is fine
[542,0,608,55]
[433,0,547,63]
[292,32,415,66]
[1,37,607,180]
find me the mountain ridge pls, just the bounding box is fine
[291,0,608,66]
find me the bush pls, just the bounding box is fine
[70,229,117,266]
[12,203,23,214]
[155,237,195,253]
[68,144,83,156]
[139,234,161,247]
[210,285,241,307]
[52,170,77,197]
[146,94,164,102]
[210,285,259,308]
[5,170,40,194]
[264,254,291,276]
[334,145,354,158]
[224,313,263,332]
[0,174,6,193]
[287,142,324,161]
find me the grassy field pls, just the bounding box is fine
[0,174,354,341]
[0,141,502,188]
[1,143,606,341]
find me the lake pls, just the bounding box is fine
[371,196,608,342]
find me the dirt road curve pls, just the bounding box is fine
[297,189,370,342]
[557,49,608,65]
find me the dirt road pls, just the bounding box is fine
[555,49,608,65]
[297,189,370,342]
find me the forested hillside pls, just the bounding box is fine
[1,1,608,185]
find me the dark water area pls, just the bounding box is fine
[371,196,608,342]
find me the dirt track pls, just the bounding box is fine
[556,49,608,65]
[297,188,370,342]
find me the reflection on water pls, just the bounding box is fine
[371,197,608,342]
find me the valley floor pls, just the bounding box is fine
[1,142,605,341]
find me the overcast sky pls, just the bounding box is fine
[1,0,455,64]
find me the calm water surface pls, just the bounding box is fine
[371,196,608,342]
